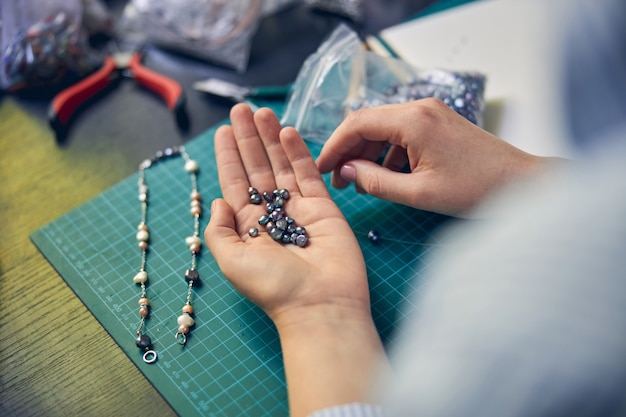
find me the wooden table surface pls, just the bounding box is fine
[0,2,438,415]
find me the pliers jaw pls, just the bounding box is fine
[48,49,188,142]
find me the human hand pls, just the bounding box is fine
[316,98,544,217]
[205,103,370,326]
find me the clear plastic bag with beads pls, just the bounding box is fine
[0,0,101,91]
[281,24,487,145]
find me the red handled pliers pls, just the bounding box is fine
[49,49,188,142]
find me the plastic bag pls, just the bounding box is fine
[120,0,262,73]
[1,0,101,91]
[281,24,487,144]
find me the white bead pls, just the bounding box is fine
[133,271,148,284]
[139,193,148,202]
[185,236,201,247]
[184,160,199,173]
[190,206,202,216]
[177,314,195,327]
[136,230,149,241]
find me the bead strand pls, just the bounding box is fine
[176,147,201,346]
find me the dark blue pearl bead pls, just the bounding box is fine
[263,192,273,202]
[367,230,380,243]
[266,203,276,213]
[281,233,292,243]
[275,218,288,230]
[269,227,283,241]
[295,226,306,235]
[295,234,308,247]
[250,194,262,205]
[248,186,258,195]
[258,214,270,226]
[136,334,152,349]
[274,197,284,208]
[185,269,200,284]
[248,227,259,237]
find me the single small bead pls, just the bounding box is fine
[133,271,148,284]
[266,203,276,213]
[272,189,280,197]
[263,192,273,202]
[136,334,152,349]
[280,189,290,200]
[139,306,149,318]
[248,186,258,195]
[185,269,200,284]
[136,230,149,242]
[185,236,201,247]
[138,297,150,306]
[248,227,259,237]
[295,234,309,247]
[274,197,284,208]
[177,314,195,327]
[138,241,149,251]
[178,324,190,335]
[275,218,288,230]
[184,159,199,173]
[295,226,306,235]
[367,230,380,243]
[137,223,148,232]
[139,159,152,169]
[190,200,201,209]
[258,214,270,226]
[281,233,292,244]
[182,304,194,315]
[190,206,202,216]
[190,190,201,201]
[189,243,201,253]
[249,194,262,205]
[269,227,283,241]
[138,193,148,202]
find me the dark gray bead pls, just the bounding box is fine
[266,203,276,213]
[285,217,295,225]
[295,234,309,247]
[185,269,200,284]
[263,192,273,202]
[280,189,290,200]
[281,233,292,243]
[274,197,284,208]
[295,226,306,235]
[136,334,152,349]
[250,194,262,205]
[269,227,284,241]
[248,186,258,195]
[248,227,259,237]
[275,218,288,230]
[258,214,270,226]
[367,230,380,243]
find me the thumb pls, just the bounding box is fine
[204,198,243,262]
[340,160,419,206]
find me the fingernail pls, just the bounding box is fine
[339,164,356,182]
[211,199,217,214]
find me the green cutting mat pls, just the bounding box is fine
[30,107,450,417]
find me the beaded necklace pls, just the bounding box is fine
[132,146,202,364]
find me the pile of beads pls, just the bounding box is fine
[247,187,309,247]
[351,69,486,126]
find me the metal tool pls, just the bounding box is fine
[193,78,291,102]
[49,47,188,142]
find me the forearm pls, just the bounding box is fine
[273,304,389,417]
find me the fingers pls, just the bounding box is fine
[214,124,250,209]
[254,108,299,193]
[280,127,330,199]
[339,159,419,207]
[230,104,276,192]
[316,105,405,174]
